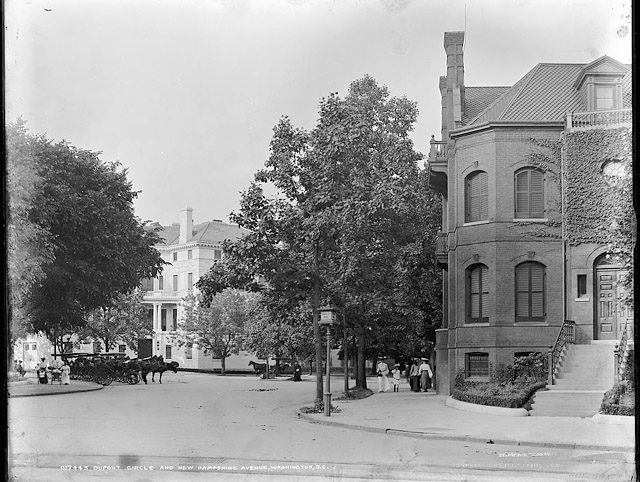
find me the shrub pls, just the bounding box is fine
[491,363,515,384]
[601,381,635,416]
[513,352,547,382]
[452,359,547,409]
[454,369,466,389]
[299,399,341,414]
[452,381,547,409]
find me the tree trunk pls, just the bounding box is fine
[221,353,226,376]
[313,244,323,402]
[356,322,367,389]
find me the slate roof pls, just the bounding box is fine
[463,59,632,127]
[462,86,511,125]
[151,220,247,247]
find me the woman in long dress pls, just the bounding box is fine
[61,362,71,385]
[376,359,390,393]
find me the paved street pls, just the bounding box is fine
[8,372,635,481]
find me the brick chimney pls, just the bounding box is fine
[179,207,193,244]
[442,31,465,137]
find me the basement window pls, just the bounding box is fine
[466,352,489,378]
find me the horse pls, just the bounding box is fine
[126,356,177,384]
[150,360,179,384]
[248,361,267,376]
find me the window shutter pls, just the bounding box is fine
[530,264,545,317]
[470,268,480,318]
[479,172,488,220]
[515,265,529,318]
[515,171,530,218]
[480,266,489,321]
[529,170,544,218]
[466,172,488,222]
[516,263,545,321]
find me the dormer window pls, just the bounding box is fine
[595,84,614,110]
[585,76,623,111]
[573,56,628,113]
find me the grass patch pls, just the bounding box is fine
[299,399,341,414]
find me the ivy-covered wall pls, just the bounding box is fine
[563,127,634,248]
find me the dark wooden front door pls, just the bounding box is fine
[138,338,152,358]
[595,268,618,340]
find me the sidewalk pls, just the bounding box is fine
[8,373,103,398]
[299,381,635,453]
[9,373,635,452]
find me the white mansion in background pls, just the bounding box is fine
[12,208,255,371]
[139,207,258,370]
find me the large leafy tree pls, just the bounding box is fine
[5,120,165,344]
[243,300,315,374]
[258,76,441,389]
[6,120,54,349]
[179,289,258,375]
[199,76,441,398]
[76,289,152,354]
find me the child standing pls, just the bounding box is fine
[391,364,402,392]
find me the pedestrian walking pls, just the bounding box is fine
[17,360,25,377]
[419,358,433,392]
[376,358,390,393]
[61,361,71,385]
[391,364,402,392]
[410,359,421,392]
[293,363,302,382]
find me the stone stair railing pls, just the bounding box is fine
[547,320,576,385]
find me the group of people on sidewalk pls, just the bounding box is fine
[409,358,433,392]
[376,357,432,393]
[34,357,71,385]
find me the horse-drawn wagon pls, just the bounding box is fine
[59,353,140,386]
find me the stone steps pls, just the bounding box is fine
[530,342,615,417]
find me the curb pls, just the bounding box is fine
[445,396,529,417]
[8,384,104,398]
[297,410,635,453]
[592,413,635,425]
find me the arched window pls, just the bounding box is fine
[467,264,489,323]
[514,168,544,219]
[465,171,488,223]
[515,262,546,322]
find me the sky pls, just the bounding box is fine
[5,0,632,226]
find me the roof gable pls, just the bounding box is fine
[574,55,630,88]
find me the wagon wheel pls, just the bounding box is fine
[95,368,113,386]
[82,367,93,381]
[126,372,140,385]
[102,369,114,386]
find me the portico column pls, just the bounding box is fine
[153,303,160,331]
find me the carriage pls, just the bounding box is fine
[58,353,141,386]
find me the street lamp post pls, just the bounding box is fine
[319,305,337,417]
